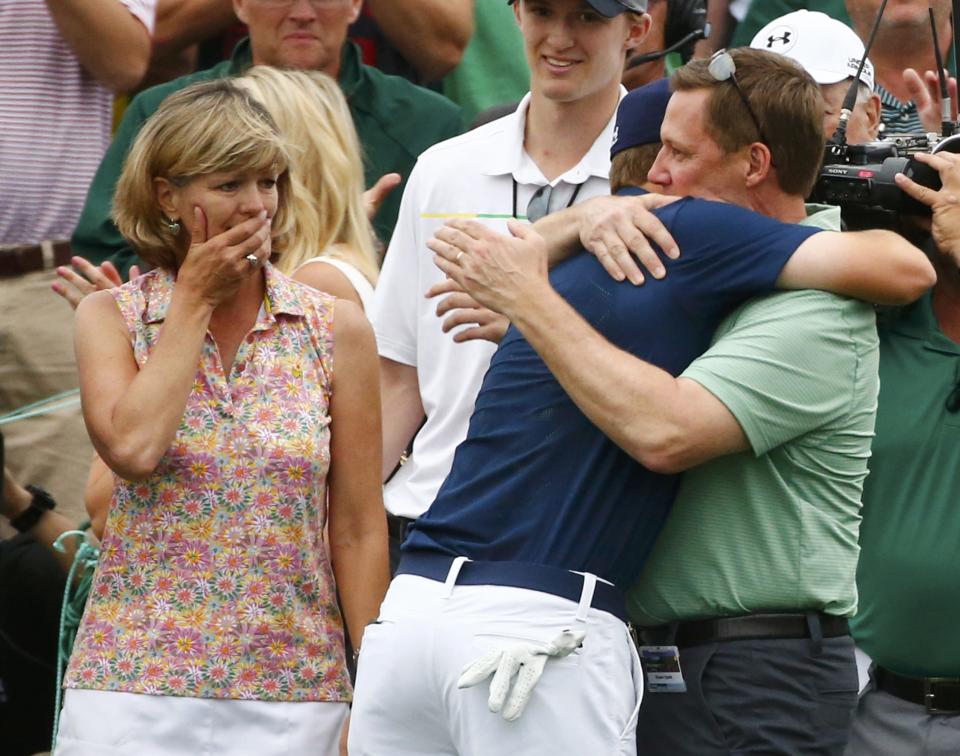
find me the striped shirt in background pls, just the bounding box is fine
[0,0,156,245]
[877,84,925,136]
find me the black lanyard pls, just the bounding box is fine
[511,178,584,220]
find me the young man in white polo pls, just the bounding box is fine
[369,0,650,570]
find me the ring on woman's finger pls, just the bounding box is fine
[245,253,260,267]
[456,251,465,264]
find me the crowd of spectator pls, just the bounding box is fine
[1,1,959,755]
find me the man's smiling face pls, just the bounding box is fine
[515,0,648,104]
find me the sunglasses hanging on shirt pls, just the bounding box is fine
[512,180,584,222]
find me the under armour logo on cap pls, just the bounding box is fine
[766,31,791,48]
[761,25,797,53]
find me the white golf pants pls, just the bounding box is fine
[350,564,643,755]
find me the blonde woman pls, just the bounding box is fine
[236,67,379,312]
[55,79,388,755]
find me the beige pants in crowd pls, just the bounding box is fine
[0,269,94,535]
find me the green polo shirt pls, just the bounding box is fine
[628,206,880,624]
[72,40,464,275]
[849,292,960,676]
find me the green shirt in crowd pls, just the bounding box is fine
[731,0,851,48]
[71,39,464,276]
[628,205,879,624]
[443,1,529,124]
[850,292,960,677]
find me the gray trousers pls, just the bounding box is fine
[636,635,858,755]
[845,679,960,756]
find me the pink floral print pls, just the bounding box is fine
[64,265,351,702]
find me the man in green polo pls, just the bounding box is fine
[625,193,872,755]
[71,0,463,275]
[843,152,960,755]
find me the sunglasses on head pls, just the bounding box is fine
[707,49,770,148]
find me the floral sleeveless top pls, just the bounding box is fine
[64,265,352,702]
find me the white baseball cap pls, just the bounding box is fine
[750,10,875,92]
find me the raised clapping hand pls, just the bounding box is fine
[53,258,142,310]
[903,68,959,135]
[896,151,960,260]
[363,172,402,221]
[428,219,551,321]
[175,206,272,308]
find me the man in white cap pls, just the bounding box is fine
[751,9,881,144]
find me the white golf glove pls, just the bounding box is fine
[457,628,586,721]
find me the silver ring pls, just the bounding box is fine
[245,254,259,267]
[456,251,465,264]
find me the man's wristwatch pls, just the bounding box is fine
[9,484,56,533]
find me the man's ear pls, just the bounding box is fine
[866,93,882,140]
[744,142,773,188]
[154,177,180,220]
[625,12,653,53]
[347,0,363,24]
[233,0,248,26]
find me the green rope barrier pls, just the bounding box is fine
[0,389,81,427]
[50,527,99,752]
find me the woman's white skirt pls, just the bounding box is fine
[54,688,349,755]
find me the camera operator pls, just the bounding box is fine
[750,10,882,144]
[838,152,960,756]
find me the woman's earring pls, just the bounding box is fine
[163,216,181,234]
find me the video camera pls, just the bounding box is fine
[807,0,960,224]
[809,133,960,217]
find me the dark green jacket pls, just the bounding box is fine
[72,40,464,274]
[731,1,851,48]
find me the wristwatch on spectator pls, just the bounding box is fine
[9,484,57,533]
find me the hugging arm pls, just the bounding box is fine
[424,194,680,344]
[531,194,680,282]
[777,229,936,305]
[429,219,746,474]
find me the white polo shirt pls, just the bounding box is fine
[371,91,620,520]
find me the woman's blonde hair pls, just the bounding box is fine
[113,79,293,271]
[235,67,379,285]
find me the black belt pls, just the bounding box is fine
[0,241,72,277]
[875,666,960,714]
[637,612,850,648]
[386,512,415,542]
